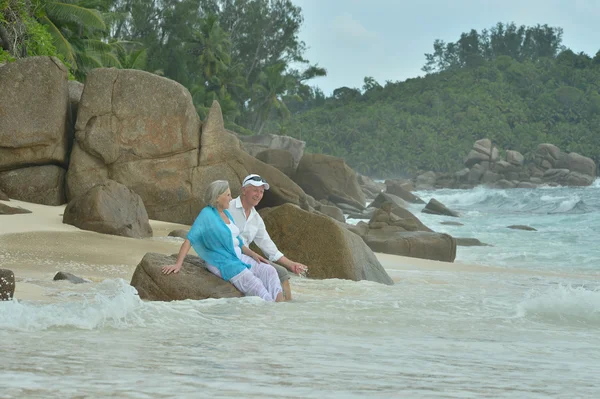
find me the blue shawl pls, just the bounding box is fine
[187,206,250,281]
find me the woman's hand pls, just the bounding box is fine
[252,253,269,264]
[162,264,182,275]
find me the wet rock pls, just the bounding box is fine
[0,203,32,215]
[455,238,491,247]
[130,253,242,301]
[361,230,457,262]
[168,229,189,239]
[385,181,424,204]
[53,272,87,284]
[422,198,460,217]
[440,221,464,226]
[507,225,537,231]
[0,269,15,300]
[368,192,409,210]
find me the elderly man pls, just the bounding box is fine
[228,174,308,300]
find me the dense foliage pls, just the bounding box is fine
[1,0,325,133]
[269,24,600,177]
[3,8,599,178]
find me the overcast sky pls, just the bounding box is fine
[293,0,600,94]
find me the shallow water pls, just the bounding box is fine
[2,183,600,398]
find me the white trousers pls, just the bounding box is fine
[207,254,282,302]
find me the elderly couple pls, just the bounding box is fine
[162,174,308,302]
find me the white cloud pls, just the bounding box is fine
[331,13,379,42]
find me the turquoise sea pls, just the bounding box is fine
[2,182,600,398]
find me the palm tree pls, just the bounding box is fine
[188,15,231,81]
[39,0,119,77]
[250,62,297,134]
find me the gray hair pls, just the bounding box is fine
[204,180,230,208]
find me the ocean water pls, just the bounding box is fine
[2,183,600,398]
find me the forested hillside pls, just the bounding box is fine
[2,3,599,178]
[271,24,600,177]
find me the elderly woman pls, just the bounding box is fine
[162,180,284,302]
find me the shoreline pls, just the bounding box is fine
[2,199,596,302]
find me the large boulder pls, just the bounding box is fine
[505,150,525,166]
[534,143,561,170]
[555,152,596,178]
[260,204,393,285]
[368,198,432,233]
[368,192,409,210]
[66,70,305,224]
[357,174,385,196]
[385,181,424,204]
[542,169,594,187]
[131,253,243,301]
[415,171,436,190]
[255,149,295,177]
[195,102,308,212]
[347,222,456,262]
[0,269,15,301]
[0,165,66,205]
[63,180,153,238]
[66,68,201,223]
[0,188,8,201]
[422,198,460,217]
[238,133,305,170]
[0,56,69,171]
[368,207,427,232]
[294,153,366,207]
[464,138,499,168]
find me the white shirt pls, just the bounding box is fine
[225,222,242,259]
[228,197,284,262]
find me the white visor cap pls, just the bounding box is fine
[242,174,270,190]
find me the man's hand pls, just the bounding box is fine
[288,262,308,275]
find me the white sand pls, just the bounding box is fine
[1,199,189,301]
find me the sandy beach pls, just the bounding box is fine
[3,198,594,303]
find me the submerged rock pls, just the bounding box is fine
[507,225,537,231]
[53,272,87,284]
[455,238,491,247]
[440,221,464,226]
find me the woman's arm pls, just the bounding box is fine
[162,239,192,274]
